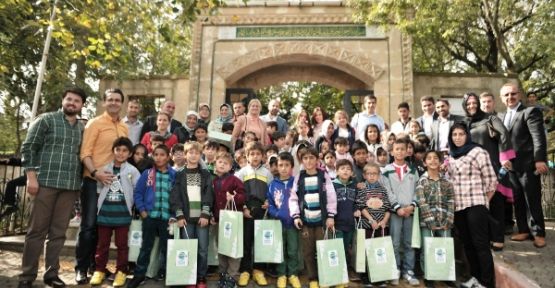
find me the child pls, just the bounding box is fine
[332,159,361,285]
[296,120,313,143]
[289,147,337,288]
[90,137,141,287]
[334,137,354,164]
[267,154,279,177]
[242,131,258,148]
[382,139,420,286]
[376,147,389,171]
[148,135,166,156]
[266,121,278,141]
[415,150,454,288]
[234,142,274,287]
[265,144,279,160]
[284,130,297,153]
[211,152,246,287]
[351,140,369,184]
[363,124,383,156]
[129,143,153,173]
[267,152,302,288]
[332,110,356,147]
[171,143,186,172]
[322,150,337,180]
[234,149,247,171]
[169,141,214,288]
[202,140,219,174]
[408,120,422,142]
[356,163,391,287]
[194,124,209,146]
[128,145,176,288]
[272,131,287,152]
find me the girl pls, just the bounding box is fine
[362,124,382,156]
[193,124,209,146]
[296,120,313,144]
[331,110,356,148]
[314,120,334,157]
[311,107,328,137]
[141,112,178,153]
[375,147,389,172]
[408,120,422,142]
[129,144,153,173]
[322,150,337,180]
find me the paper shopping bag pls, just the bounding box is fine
[254,219,283,263]
[424,236,456,281]
[353,224,366,273]
[207,224,219,266]
[145,236,160,278]
[316,231,349,287]
[166,224,198,285]
[411,207,421,248]
[128,219,143,262]
[365,236,398,283]
[218,200,244,258]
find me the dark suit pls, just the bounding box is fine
[416,112,438,137]
[139,115,182,140]
[500,103,547,237]
[430,114,465,151]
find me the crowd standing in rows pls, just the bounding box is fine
[15,82,549,288]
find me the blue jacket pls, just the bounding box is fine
[267,177,295,229]
[134,166,176,214]
[332,178,358,232]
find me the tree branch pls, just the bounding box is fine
[517,54,546,74]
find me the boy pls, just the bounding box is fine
[382,139,419,286]
[234,142,274,286]
[171,143,186,172]
[91,137,141,287]
[267,154,279,177]
[202,140,219,175]
[289,147,337,288]
[234,149,247,171]
[149,135,166,156]
[334,137,353,164]
[332,159,361,284]
[356,163,391,287]
[267,152,302,288]
[265,144,279,160]
[271,131,287,152]
[266,121,278,141]
[211,152,246,287]
[170,141,214,288]
[351,140,369,184]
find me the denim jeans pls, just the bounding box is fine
[134,217,169,276]
[75,177,98,272]
[389,213,415,273]
[419,227,451,274]
[184,221,209,278]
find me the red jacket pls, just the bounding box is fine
[212,173,246,221]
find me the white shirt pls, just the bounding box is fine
[504,102,521,128]
[438,116,451,151]
[422,114,434,138]
[351,112,386,140]
[123,116,143,146]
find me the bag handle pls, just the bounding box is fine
[323,227,336,240]
[355,217,363,229]
[224,198,238,211]
[172,222,191,240]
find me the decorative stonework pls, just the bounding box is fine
[207,14,353,25]
[401,33,413,101]
[236,25,366,38]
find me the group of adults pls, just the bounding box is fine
[15,81,549,288]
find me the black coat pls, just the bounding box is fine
[140,115,182,139]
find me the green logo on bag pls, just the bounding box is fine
[328,250,339,267]
[132,232,140,240]
[224,222,232,238]
[178,251,186,260]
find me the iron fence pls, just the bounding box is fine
[0,163,31,236]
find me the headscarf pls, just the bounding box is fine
[320,120,334,138]
[462,92,487,123]
[184,111,199,133]
[448,122,479,159]
[216,103,233,124]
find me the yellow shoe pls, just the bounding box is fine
[253,269,268,286]
[238,272,250,287]
[113,271,127,287]
[335,285,346,288]
[289,275,302,288]
[89,271,105,285]
[309,280,320,288]
[277,276,287,288]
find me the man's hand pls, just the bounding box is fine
[294,218,303,230]
[95,170,115,186]
[26,171,39,196]
[198,218,209,227]
[501,160,512,170]
[243,208,253,218]
[210,217,217,225]
[535,161,549,175]
[397,209,406,217]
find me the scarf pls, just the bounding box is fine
[216,103,233,124]
[448,124,479,159]
[149,130,173,141]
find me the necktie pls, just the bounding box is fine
[504,110,513,128]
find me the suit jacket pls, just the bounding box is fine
[139,115,182,139]
[499,103,547,172]
[416,112,438,137]
[430,114,465,151]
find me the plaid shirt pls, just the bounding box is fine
[448,147,497,211]
[21,111,84,190]
[415,172,454,229]
[149,170,172,220]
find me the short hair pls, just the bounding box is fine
[103,88,124,102]
[204,140,220,150]
[322,150,336,159]
[420,95,435,103]
[526,92,537,98]
[63,87,87,103]
[215,151,233,164]
[222,122,234,133]
[245,141,264,155]
[184,141,203,154]
[364,95,377,102]
[171,143,184,154]
[501,82,520,91]
[234,148,246,160]
[416,133,430,147]
[271,131,286,141]
[266,121,278,130]
[334,137,349,146]
[436,99,450,106]
[334,110,350,122]
[194,124,208,133]
[424,150,443,163]
[153,144,170,155]
[300,146,319,159]
[266,144,278,154]
[278,151,295,167]
[393,138,408,147]
[351,140,368,155]
[151,135,165,143]
[112,137,133,151]
[397,102,410,110]
[363,162,381,174]
[376,146,388,156]
[413,143,426,154]
[336,159,353,170]
[479,92,494,100]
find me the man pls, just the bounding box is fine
[123,99,143,145]
[75,88,128,283]
[233,101,246,122]
[430,99,464,151]
[260,99,289,133]
[500,83,548,248]
[198,102,211,125]
[416,95,437,138]
[18,88,87,288]
[139,100,182,138]
[390,102,412,135]
[351,95,385,139]
[480,92,497,114]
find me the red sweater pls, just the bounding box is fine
[212,173,246,221]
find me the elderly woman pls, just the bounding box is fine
[463,92,515,251]
[232,99,268,150]
[208,103,234,133]
[174,111,199,143]
[448,123,497,288]
[310,106,328,137]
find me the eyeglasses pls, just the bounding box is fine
[502,92,518,97]
[366,172,380,176]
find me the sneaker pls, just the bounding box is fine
[288,275,302,288]
[219,273,237,288]
[389,278,399,286]
[348,270,360,281]
[127,275,146,288]
[277,276,287,288]
[335,285,347,288]
[309,280,319,288]
[252,269,268,286]
[378,282,387,288]
[44,276,66,288]
[112,271,127,287]
[402,271,419,286]
[238,272,250,287]
[155,270,165,281]
[197,277,208,288]
[89,271,105,285]
[75,270,88,285]
[69,215,81,226]
[17,280,33,288]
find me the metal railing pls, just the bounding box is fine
[541,149,555,220]
[0,163,31,236]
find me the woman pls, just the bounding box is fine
[140,112,178,152]
[310,107,328,138]
[314,120,334,155]
[448,123,497,288]
[231,99,268,150]
[293,109,311,130]
[463,92,515,251]
[208,103,234,133]
[362,123,383,156]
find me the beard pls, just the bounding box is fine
[63,107,80,116]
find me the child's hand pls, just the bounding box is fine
[396,209,405,217]
[198,218,209,227]
[353,210,361,218]
[325,218,335,230]
[177,218,186,227]
[371,221,379,230]
[405,206,414,216]
[140,211,148,219]
[243,208,253,218]
[210,217,217,225]
[261,200,269,209]
[226,191,235,201]
[356,182,365,190]
[379,220,387,229]
[294,218,303,230]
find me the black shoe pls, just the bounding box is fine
[155,270,165,281]
[17,280,33,288]
[424,279,434,288]
[75,270,88,284]
[44,276,66,288]
[127,275,146,288]
[442,280,457,288]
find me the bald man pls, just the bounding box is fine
[260,99,289,132]
[139,100,182,138]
